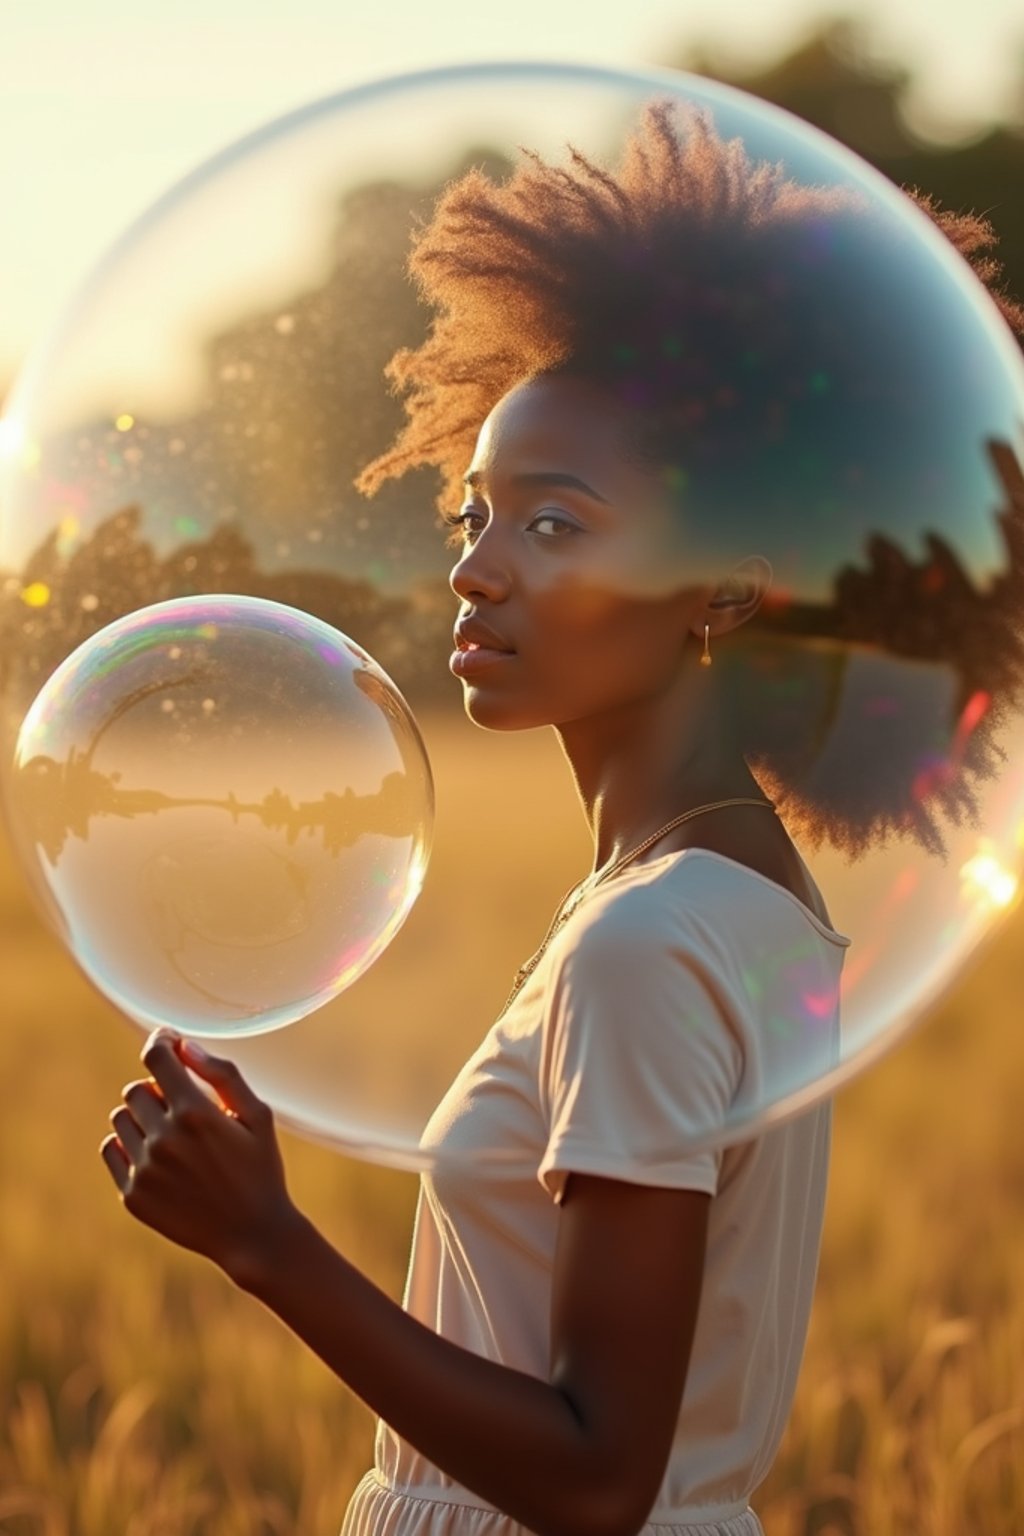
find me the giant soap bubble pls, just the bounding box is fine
[2,61,1024,1174]
[9,595,432,1038]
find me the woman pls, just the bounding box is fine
[100,102,1024,1536]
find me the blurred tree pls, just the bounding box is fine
[670,15,1024,311]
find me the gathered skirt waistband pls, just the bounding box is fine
[340,1470,765,1536]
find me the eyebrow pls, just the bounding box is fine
[462,469,611,506]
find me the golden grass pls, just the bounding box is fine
[2,722,1023,1534]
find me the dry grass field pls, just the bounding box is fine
[2,719,1023,1535]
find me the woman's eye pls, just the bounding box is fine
[443,509,486,547]
[529,512,577,538]
[442,507,578,549]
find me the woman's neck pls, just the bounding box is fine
[553,671,764,874]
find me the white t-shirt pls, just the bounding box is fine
[342,848,852,1536]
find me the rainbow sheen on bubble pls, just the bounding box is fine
[10,596,433,1037]
[1,60,1024,1173]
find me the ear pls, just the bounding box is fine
[702,556,773,635]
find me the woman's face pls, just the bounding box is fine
[448,373,707,732]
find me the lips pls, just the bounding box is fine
[453,616,516,654]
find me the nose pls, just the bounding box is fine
[449,530,512,604]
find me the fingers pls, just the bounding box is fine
[123,1078,168,1136]
[109,1104,145,1163]
[99,1130,131,1194]
[101,1053,187,1196]
[99,1030,275,1216]
[141,1031,212,1116]
[103,1076,171,1175]
[171,1037,272,1131]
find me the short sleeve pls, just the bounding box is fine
[537,897,743,1205]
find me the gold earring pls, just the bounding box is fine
[700,623,712,667]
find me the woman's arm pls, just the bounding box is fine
[102,1032,710,1536]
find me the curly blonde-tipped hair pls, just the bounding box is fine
[357,101,1024,510]
[357,101,1024,860]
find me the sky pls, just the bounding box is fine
[2,0,1023,394]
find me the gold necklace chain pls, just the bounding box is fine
[500,796,776,1016]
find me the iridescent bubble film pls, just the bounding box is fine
[10,596,433,1037]
[2,61,1024,1172]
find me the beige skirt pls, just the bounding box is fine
[341,1470,766,1536]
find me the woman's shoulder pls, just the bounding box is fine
[557,846,850,957]
[548,855,725,976]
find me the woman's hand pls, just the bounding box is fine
[99,1028,299,1283]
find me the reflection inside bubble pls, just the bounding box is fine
[11,596,433,1036]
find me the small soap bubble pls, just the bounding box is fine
[10,596,433,1038]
